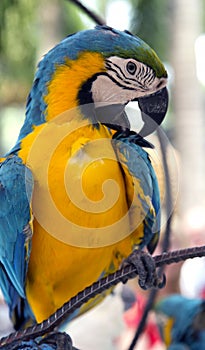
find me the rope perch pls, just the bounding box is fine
[1,245,205,347]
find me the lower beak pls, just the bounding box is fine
[95,104,130,131]
[138,87,169,137]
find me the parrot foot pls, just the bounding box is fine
[0,332,78,350]
[38,331,79,350]
[122,250,166,290]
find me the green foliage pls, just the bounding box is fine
[129,0,171,60]
[62,1,85,34]
[0,0,38,84]
[0,0,84,104]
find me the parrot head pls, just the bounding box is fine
[14,25,168,151]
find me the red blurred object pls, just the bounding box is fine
[124,293,162,348]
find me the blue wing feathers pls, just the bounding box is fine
[156,295,205,348]
[113,133,160,250]
[0,155,33,321]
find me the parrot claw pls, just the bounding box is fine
[38,331,78,350]
[0,332,78,350]
[122,250,166,290]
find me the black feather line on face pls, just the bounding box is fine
[78,74,130,131]
[77,75,135,133]
[77,74,98,125]
[102,72,137,90]
[78,74,98,105]
[105,60,138,84]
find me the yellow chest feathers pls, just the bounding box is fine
[20,120,139,322]
[19,119,135,246]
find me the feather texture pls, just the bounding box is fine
[0,25,168,328]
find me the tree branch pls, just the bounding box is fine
[67,0,105,25]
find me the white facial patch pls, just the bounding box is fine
[92,75,138,106]
[91,56,167,105]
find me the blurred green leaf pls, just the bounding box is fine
[129,0,171,60]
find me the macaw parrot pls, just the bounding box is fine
[0,25,168,330]
[155,294,205,349]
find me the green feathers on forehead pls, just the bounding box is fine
[106,44,167,79]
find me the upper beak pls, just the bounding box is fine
[94,86,168,137]
[138,87,169,137]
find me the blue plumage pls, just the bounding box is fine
[0,25,168,330]
[156,294,205,349]
[0,156,34,326]
[113,132,160,252]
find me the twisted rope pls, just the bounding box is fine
[1,245,205,347]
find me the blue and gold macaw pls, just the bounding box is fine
[155,294,205,349]
[0,25,168,329]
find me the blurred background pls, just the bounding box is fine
[1,0,205,349]
[1,0,205,223]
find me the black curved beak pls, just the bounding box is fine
[94,86,168,137]
[138,87,169,137]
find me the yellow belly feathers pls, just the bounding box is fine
[18,115,143,322]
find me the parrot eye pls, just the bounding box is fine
[126,61,137,75]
